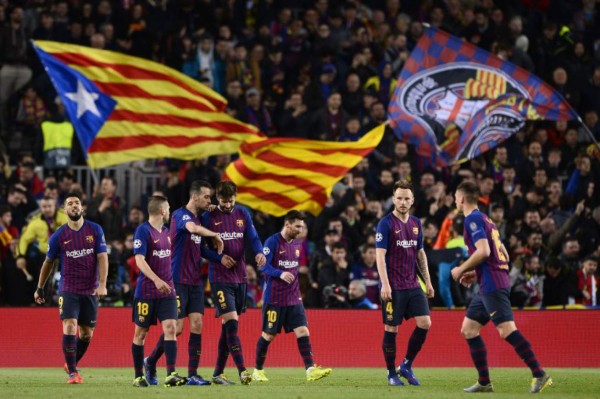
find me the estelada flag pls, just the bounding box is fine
[224,124,385,216]
[33,41,259,168]
[388,27,578,165]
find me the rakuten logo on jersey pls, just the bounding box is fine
[153,249,171,258]
[219,232,244,240]
[396,240,418,248]
[190,234,202,244]
[66,249,95,258]
[278,260,299,269]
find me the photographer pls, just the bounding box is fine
[322,284,350,309]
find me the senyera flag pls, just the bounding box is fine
[33,41,259,168]
[388,27,578,166]
[224,124,385,217]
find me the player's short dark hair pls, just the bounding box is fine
[216,181,237,198]
[190,179,212,196]
[393,180,413,193]
[64,191,82,202]
[457,181,480,204]
[147,195,168,215]
[284,210,305,223]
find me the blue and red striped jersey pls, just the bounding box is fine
[201,205,263,284]
[47,220,107,295]
[133,222,175,299]
[463,210,510,294]
[261,233,303,306]
[170,207,203,286]
[375,214,423,290]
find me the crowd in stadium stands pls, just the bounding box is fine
[0,0,599,309]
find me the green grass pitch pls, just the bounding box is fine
[0,368,598,399]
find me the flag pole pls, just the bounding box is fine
[577,117,600,148]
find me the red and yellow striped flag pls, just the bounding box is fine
[224,124,385,216]
[34,41,260,168]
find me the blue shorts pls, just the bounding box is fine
[382,288,430,326]
[262,304,307,334]
[175,283,205,318]
[466,288,514,326]
[59,292,98,328]
[132,297,178,328]
[211,283,247,317]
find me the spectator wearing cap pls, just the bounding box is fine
[576,256,599,306]
[242,87,274,135]
[303,62,337,112]
[542,257,578,307]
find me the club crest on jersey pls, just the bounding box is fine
[413,227,419,235]
[236,219,244,227]
[268,322,274,328]
[86,235,94,243]
[139,316,145,322]
[295,249,300,258]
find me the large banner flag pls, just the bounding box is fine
[224,124,385,216]
[388,27,578,165]
[33,41,259,168]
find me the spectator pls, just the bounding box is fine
[576,256,599,306]
[560,236,582,272]
[86,176,125,241]
[350,244,379,304]
[510,254,543,307]
[16,196,67,291]
[542,257,578,307]
[347,280,378,309]
[318,241,350,300]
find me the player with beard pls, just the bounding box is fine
[143,180,232,386]
[130,195,187,387]
[201,181,266,385]
[251,210,332,382]
[35,192,108,384]
[375,180,434,386]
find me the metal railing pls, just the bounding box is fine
[70,164,162,208]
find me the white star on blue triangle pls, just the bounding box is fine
[33,44,117,155]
